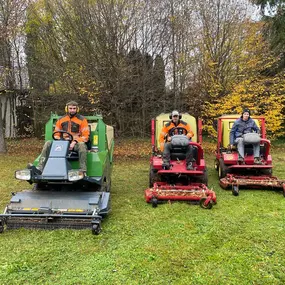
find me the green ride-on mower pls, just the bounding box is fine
[215,115,285,196]
[0,114,114,235]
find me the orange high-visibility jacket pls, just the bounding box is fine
[159,120,194,151]
[54,114,90,143]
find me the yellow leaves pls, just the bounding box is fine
[202,20,285,139]
[204,78,285,139]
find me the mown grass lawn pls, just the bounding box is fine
[0,138,285,284]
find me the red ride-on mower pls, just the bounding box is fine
[215,115,285,196]
[145,113,217,209]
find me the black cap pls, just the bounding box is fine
[242,108,250,115]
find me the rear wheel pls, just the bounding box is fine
[218,159,228,179]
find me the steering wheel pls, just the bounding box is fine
[168,127,188,137]
[52,130,73,142]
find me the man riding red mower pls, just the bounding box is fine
[145,111,216,208]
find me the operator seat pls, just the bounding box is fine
[66,124,92,161]
[170,145,198,161]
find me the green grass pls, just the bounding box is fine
[1,140,285,284]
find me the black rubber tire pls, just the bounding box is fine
[32,183,49,191]
[218,159,228,179]
[0,221,4,233]
[92,223,101,235]
[99,177,111,192]
[199,198,213,209]
[261,168,272,176]
[149,167,159,187]
[151,197,158,208]
[196,168,208,186]
[232,185,239,196]
[32,184,39,191]
[107,179,111,192]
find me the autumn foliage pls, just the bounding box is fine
[203,22,285,139]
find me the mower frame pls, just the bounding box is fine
[0,113,114,234]
[215,115,285,196]
[145,113,216,208]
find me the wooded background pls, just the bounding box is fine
[1,0,285,152]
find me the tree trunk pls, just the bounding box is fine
[0,100,7,153]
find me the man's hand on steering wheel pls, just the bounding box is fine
[52,130,74,141]
[69,141,77,150]
[52,130,76,150]
[168,127,188,136]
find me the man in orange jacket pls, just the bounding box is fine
[36,101,90,173]
[159,110,194,170]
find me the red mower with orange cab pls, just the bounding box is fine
[215,115,285,196]
[145,113,216,209]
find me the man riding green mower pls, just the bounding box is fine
[33,101,90,175]
[2,105,113,234]
[159,110,195,170]
[230,108,262,165]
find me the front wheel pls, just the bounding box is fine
[261,168,272,176]
[218,159,228,179]
[99,178,111,192]
[149,167,159,187]
[232,185,239,196]
[196,168,208,186]
[151,197,158,208]
[199,198,213,209]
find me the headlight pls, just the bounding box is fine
[68,170,85,181]
[15,169,31,180]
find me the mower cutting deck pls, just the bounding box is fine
[0,191,110,234]
[145,113,217,208]
[145,182,216,209]
[220,174,285,196]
